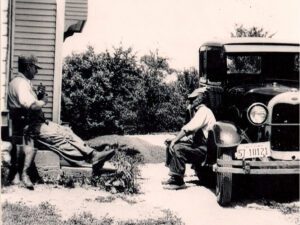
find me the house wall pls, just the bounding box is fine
[1,0,9,113]
[1,0,87,126]
[12,0,58,120]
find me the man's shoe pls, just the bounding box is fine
[162,176,187,190]
[21,173,34,190]
[90,148,115,166]
[161,176,177,185]
[163,183,187,190]
[11,173,21,185]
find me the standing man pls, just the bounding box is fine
[8,55,115,189]
[162,88,216,190]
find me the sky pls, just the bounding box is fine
[62,0,300,69]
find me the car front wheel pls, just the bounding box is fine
[216,148,233,206]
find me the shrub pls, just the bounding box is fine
[91,147,144,194]
[62,46,196,137]
[1,164,10,187]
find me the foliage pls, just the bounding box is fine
[2,201,113,225]
[93,194,137,204]
[34,145,144,193]
[2,202,183,225]
[118,210,184,225]
[1,164,10,187]
[134,51,185,133]
[91,147,144,194]
[231,24,275,38]
[2,201,62,225]
[62,47,192,137]
[62,46,142,138]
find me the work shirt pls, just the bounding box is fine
[182,104,216,140]
[8,73,37,109]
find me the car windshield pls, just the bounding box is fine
[226,53,299,81]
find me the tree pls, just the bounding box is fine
[62,46,143,138]
[231,24,276,38]
[61,47,188,137]
[136,51,184,133]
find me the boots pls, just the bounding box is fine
[21,146,37,190]
[89,147,115,166]
[7,144,22,185]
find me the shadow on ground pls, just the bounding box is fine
[187,173,299,206]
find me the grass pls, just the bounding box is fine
[87,135,166,163]
[2,202,184,225]
[117,210,184,225]
[92,194,138,204]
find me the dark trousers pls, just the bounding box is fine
[166,141,207,177]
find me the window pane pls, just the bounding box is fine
[227,56,261,74]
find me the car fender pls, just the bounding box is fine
[212,121,241,148]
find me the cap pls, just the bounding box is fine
[188,87,207,99]
[18,55,42,69]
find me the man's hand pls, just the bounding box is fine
[41,95,48,105]
[167,130,187,154]
[30,95,48,110]
[169,139,176,154]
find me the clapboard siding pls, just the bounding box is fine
[16,2,56,10]
[14,44,55,52]
[16,15,56,22]
[13,56,55,64]
[14,32,56,40]
[13,0,56,120]
[15,26,56,34]
[15,37,55,45]
[16,20,56,28]
[15,8,56,16]
[1,0,9,112]
[14,49,55,57]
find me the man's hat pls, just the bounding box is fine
[18,55,42,69]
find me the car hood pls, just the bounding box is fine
[228,81,299,105]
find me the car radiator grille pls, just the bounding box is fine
[271,103,299,152]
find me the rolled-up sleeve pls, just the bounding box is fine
[182,107,207,134]
[14,80,36,109]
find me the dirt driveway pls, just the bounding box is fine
[1,134,299,225]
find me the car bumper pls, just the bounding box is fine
[213,159,300,175]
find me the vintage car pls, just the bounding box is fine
[196,38,299,205]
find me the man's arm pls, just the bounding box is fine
[30,96,48,110]
[169,129,187,154]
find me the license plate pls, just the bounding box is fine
[235,142,271,159]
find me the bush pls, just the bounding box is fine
[1,164,10,187]
[62,46,197,138]
[92,147,144,194]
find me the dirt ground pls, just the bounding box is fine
[1,134,300,225]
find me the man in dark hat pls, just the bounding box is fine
[8,55,115,189]
[162,88,216,190]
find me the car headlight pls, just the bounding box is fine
[247,103,268,125]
